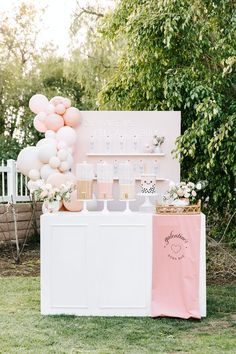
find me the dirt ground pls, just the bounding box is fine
[0,243,40,276]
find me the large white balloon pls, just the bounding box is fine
[36,138,57,148]
[38,144,57,163]
[40,164,58,180]
[56,126,77,147]
[17,147,43,177]
[45,130,56,139]
[29,94,49,114]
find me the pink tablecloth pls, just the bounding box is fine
[152,214,201,319]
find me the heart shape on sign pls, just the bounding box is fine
[171,244,182,254]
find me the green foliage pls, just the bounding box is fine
[99,0,236,226]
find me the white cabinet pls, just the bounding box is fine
[41,212,153,316]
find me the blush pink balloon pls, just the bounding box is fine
[44,113,64,132]
[33,116,47,133]
[46,172,67,188]
[50,96,64,106]
[29,94,49,114]
[55,103,66,115]
[63,190,82,211]
[63,107,81,127]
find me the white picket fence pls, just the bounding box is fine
[0,160,30,203]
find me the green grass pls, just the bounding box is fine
[0,278,235,353]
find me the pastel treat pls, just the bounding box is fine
[96,162,114,199]
[76,162,94,200]
[140,174,156,194]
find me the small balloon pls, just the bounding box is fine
[49,156,61,169]
[63,190,82,212]
[46,172,67,188]
[36,112,47,122]
[38,144,57,163]
[59,161,70,172]
[40,164,58,181]
[28,169,40,181]
[57,141,67,150]
[55,103,66,115]
[50,96,64,106]
[29,94,49,114]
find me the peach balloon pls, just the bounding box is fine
[50,96,64,106]
[44,113,64,132]
[63,107,81,127]
[63,190,82,212]
[46,172,67,188]
[55,103,66,115]
[29,94,49,114]
[33,116,47,133]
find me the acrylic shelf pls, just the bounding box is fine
[93,177,166,181]
[87,153,165,157]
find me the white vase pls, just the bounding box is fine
[42,200,60,214]
[154,146,162,154]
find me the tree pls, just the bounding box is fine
[68,1,118,109]
[98,0,236,240]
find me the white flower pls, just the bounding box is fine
[184,192,190,198]
[56,195,61,201]
[152,138,158,146]
[187,182,195,188]
[192,190,197,197]
[45,183,52,190]
[177,189,184,197]
[196,183,202,190]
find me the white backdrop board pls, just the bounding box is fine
[73,111,181,211]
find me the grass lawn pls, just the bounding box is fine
[0,278,235,354]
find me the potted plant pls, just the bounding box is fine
[152,135,165,153]
[163,181,205,206]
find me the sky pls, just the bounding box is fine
[0,0,114,56]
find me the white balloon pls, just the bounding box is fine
[56,126,77,147]
[36,138,57,148]
[49,156,61,169]
[17,146,43,177]
[28,169,40,181]
[45,130,56,139]
[63,98,71,109]
[57,149,68,161]
[59,161,70,172]
[38,144,57,163]
[27,180,38,192]
[87,194,97,211]
[57,141,67,150]
[40,164,58,180]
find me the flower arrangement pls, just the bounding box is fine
[152,135,165,147]
[28,179,74,203]
[163,181,205,205]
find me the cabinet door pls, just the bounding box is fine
[94,218,152,316]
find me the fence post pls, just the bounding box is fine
[7,159,17,203]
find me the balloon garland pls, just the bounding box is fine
[17,94,83,211]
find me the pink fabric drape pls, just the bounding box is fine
[152,214,201,319]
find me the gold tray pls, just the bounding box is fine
[156,200,201,215]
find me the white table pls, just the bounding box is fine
[41,212,206,317]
